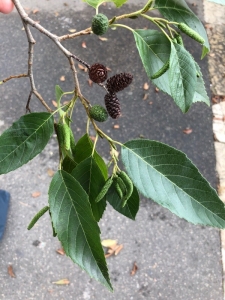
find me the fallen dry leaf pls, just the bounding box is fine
[114,244,123,255]
[63,100,70,105]
[212,95,219,103]
[183,128,193,134]
[47,168,55,177]
[103,239,124,258]
[68,29,76,33]
[143,82,149,90]
[98,37,108,41]
[8,265,16,278]
[143,93,148,100]
[89,135,96,142]
[130,262,138,276]
[113,125,120,129]
[52,278,70,285]
[60,75,65,81]
[56,248,65,255]
[32,191,41,198]
[55,11,59,17]
[82,41,87,48]
[155,87,159,93]
[101,239,117,248]
[52,100,57,108]
[88,79,93,87]
[205,23,213,30]
[78,64,86,70]
[105,253,113,258]
[32,9,39,14]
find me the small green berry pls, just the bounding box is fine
[89,105,108,122]
[91,14,109,36]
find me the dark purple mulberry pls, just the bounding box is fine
[106,73,133,93]
[89,63,108,83]
[104,93,121,119]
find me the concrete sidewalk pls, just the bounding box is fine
[204,0,225,299]
[0,1,224,299]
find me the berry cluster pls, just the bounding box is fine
[88,63,133,119]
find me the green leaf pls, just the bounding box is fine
[154,0,210,58]
[169,43,197,112]
[71,157,107,222]
[121,139,225,228]
[55,85,64,103]
[48,170,112,290]
[133,29,171,95]
[82,0,127,9]
[55,85,64,116]
[74,134,108,180]
[192,62,210,105]
[0,112,54,174]
[62,155,77,173]
[107,184,140,220]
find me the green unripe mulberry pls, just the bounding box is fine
[92,14,109,36]
[178,23,205,45]
[27,206,49,230]
[89,105,108,122]
[151,60,170,80]
[55,123,71,151]
[95,177,113,203]
[114,176,127,200]
[118,171,133,207]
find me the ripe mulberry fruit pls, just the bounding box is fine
[106,73,133,93]
[89,63,107,83]
[89,105,108,122]
[91,13,109,36]
[104,93,121,119]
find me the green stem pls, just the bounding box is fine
[111,23,134,33]
[141,14,171,40]
[86,118,90,134]
[92,134,99,156]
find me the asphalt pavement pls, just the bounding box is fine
[0,1,223,299]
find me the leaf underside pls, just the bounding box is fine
[0,112,54,174]
[48,170,112,291]
[121,139,225,228]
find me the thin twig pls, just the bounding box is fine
[2,73,28,83]
[22,19,52,112]
[26,91,32,113]
[59,28,92,42]
[71,54,90,69]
